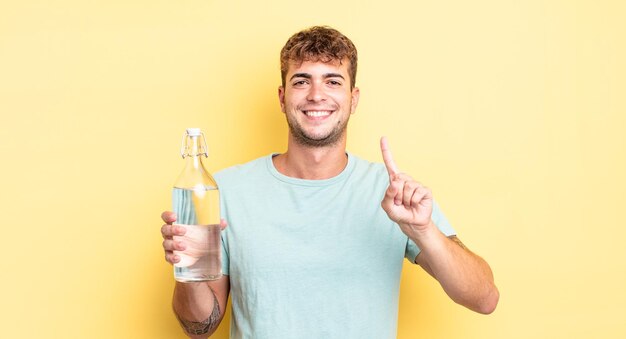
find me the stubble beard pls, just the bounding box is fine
[286,114,349,148]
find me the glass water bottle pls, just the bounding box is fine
[172,128,222,282]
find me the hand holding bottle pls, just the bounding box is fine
[161,211,228,266]
[161,211,185,265]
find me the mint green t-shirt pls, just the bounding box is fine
[214,153,455,339]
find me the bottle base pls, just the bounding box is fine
[175,274,222,283]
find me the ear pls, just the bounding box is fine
[278,86,286,113]
[350,87,360,114]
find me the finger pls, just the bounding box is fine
[394,173,415,182]
[410,186,426,207]
[161,211,177,224]
[389,177,404,205]
[403,181,420,207]
[162,239,186,251]
[161,223,186,238]
[380,136,399,177]
[411,186,432,208]
[384,179,398,204]
[165,252,181,264]
[220,219,228,231]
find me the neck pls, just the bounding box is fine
[273,134,348,180]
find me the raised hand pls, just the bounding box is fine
[380,137,433,235]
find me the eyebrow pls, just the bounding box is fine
[290,73,346,81]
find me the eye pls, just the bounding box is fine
[292,80,309,87]
[327,80,342,87]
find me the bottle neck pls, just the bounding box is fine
[182,135,208,159]
[175,134,217,189]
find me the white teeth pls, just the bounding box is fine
[305,111,331,117]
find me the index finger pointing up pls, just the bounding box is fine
[380,136,399,177]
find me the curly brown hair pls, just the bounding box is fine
[280,26,358,88]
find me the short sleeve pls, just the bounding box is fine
[221,232,229,275]
[405,200,457,263]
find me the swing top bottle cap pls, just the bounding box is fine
[186,128,202,137]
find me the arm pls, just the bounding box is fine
[379,137,499,314]
[172,277,230,338]
[161,212,230,338]
[413,229,499,314]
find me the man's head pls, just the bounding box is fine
[280,26,358,89]
[278,26,360,148]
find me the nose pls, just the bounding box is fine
[306,82,326,102]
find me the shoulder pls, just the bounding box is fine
[214,154,271,187]
[345,153,389,194]
[348,153,388,181]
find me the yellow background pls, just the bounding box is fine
[1,1,625,338]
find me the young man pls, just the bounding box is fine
[160,26,499,339]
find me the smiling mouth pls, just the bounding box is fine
[303,110,333,117]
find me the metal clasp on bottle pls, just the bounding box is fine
[180,130,209,158]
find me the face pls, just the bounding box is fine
[278,59,360,147]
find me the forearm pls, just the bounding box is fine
[172,282,222,338]
[411,222,499,314]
